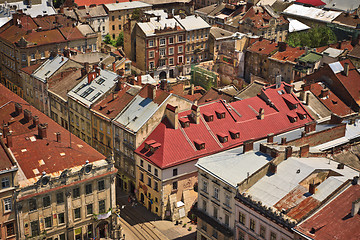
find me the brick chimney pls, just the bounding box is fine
[148,85,156,100]
[24,109,32,123]
[87,72,96,84]
[38,123,48,139]
[337,40,342,49]
[191,105,200,124]
[112,62,116,72]
[268,162,277,175]
[344,62,349,77]
[15,103,22,115]
[165,104,178,129]
[300,144,309,158]
[101,63,106,70]
[2,123,9,138]
[33,115,39,126]
[281,137,287,145]
[160,79,167,90]
[56,132,61,142]
[6,132,12,148]
[309,182,317,194]
[243,140,254,153]
[351,198,360,217]
[285,146,292,159]
[267,133,274,143]
[258,108,264,120]
[319,88,329,98]
[95,67,100,76]
[137,75,142,85]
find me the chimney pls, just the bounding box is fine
[84,62,90,72]
[337,163,345,169]
[300,144,309,158]
[352,176,359,185]
[81,68,87,77]
[337,41,342,49]
[6,132,12,148]
[101,63,105,70]
[281,137,287,145]
[87,72,96,84]
[309,183,317,194]
[148,85,156,100]
[38,123,48,139]
[351,199,360,217]
[275,75,282,88]
[268,162,277,175]
[24,109,32,123]
[112,62,116,72]
[319,88,329,98]
[267,133,274,143]
[2,123,9,138]
[191,105,200,124]
[33,115,39,126]
[95,67,100,76]
[344,62,349,77]
[137,75,142,85]
[190,84,194,95]
[285,146,292,159]
[243,140,254,153]
[271,149,279,158]
[165,104,178,129]
[56,132,61,142]
[258,108,264,120]
[305,92,310,105]
[15,103,22,115]
[93,64,98,70]
[160,79,168,90]
[305,121,316,133]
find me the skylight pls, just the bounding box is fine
[80,88,94,98]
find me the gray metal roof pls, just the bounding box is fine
[67,69,118,108]
[137,17,182,37]
[0,0,56,18]
[114,93,171,133]
[283,4,341,23]
[196,150,272,188]
[105,1,152,11]
[32,56,68,83]
[174,15,211,31]
[323,0,360,12]
[246,157,358,207]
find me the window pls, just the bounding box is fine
[238,231,245,240]
[98,180,105,191]
[87,204,93,215]
[45,216,52,228]
[169,58,174,65]
[178,46,183,53]
[149,50,154,58]
[159,48,166,56]
[140,160,144,167]
[4,197,12,211]
[202,199,207,211]
[41,52,45,59]
[73,187,80,198]
[148,164,151,172]
[43,196,50,208]
[31,220,40,236]
[149,40,154,47]
[169,37,174,44]
[86,184,93,195]
[169,47,174,55]
[159,59,166,66]
[112,25,115,30]
[172,181,178,190]
[214,187,219,200]
[147,177,151,187]
[118,15,121,20]
[6,223,15,237]
[2,177,10,188]
[160,38,166,46]
[178,56,183,63]
[213,206,218,219]
[212,229,218,238]
[59,233,66,240]
[173,168,178,176]
[225,214,230,226]
[270,232,277,240]
[112,16,114,21]
[22,54,26,62]
[118,25,121,30]
[149,61,154,70]
[250,218,256,231]
[202,180,208,193]
[140,172,144,182]
[178,35,183,42]
[154,169,158,176]
[29,199,37,211]
[56,192,64,204]
[99,200,106,213]
[239,211,245,225]
[58,213,65,224]
[88,224,93,238]
[31,53,35,60]
[260,225,266,238]
[225,193,230,206]
[154,181,158,191]
[74,208,81,219]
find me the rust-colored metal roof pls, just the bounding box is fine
[270,46,305,63]
[0,84,105,181]
[241,6,288,30]
[248,38,279,55]
[294,184,360,240]
[335,59,360,105]
[21,62,42,75]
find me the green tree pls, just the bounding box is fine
[104,34,112,45]
[286,26,337,48]
[131,8,142,20]
[115,32,124,47]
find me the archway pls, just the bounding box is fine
[159,71,167,80]
[96,221,109,239]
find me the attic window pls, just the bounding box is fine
[283,95,298,110]
[229,129,240,139]
[179,118,190,128]
[194,139,205,150]
[150,142,161,153]
[144,140,156,150]
[287,113,298,123]
[217,133,228,143]
[297,110,307,120]
[215,110,226,119]
[203,113,214,122]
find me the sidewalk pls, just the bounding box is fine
[116,189,197,240]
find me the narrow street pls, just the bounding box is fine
[116,190,197,240]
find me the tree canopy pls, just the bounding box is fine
[104,32,124,47]
[286,26,337,48]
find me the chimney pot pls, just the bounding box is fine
[38,123,48,139]
[267,133,274,143]
[2,123,10,138]
[33,115,39,126]
[300,144,310,158]
[309,183,317,194]
[281,137,287,145]
[285,146,292,159]
[24,109,32,123]
[56,132,61,142]
[351,198,360,217]
[344,62,349,77]
[319,88,329,98]
[243,140,254,153]
[258,108,265,120]
[15,103,22,115]
[268,162,277,175]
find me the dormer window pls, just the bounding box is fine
[217,133,228,143]
[229,129,240,139]
[287,113,298,123]
[144,140,156,150]
[203,113,214,122]
[297,110,307,120]
[194,139,205,150]
[179,118,190,128]
[150,142,161,153]
[283,95,298,110]
[215,110,226,119]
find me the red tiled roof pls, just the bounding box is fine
[316,40,354,53]
[309,83,353,116]
[295,0,325,6]
[135,83,314,169]
[270,46,305,63]
[21,63,42,75]
[25,29,67,46]
[294,184,360,240]
[335,59,360,105]
[59,27,86,41]
[241,6,288,30]
[74,0,137,6]
[0,84,105,180]
[247,39,278,55]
